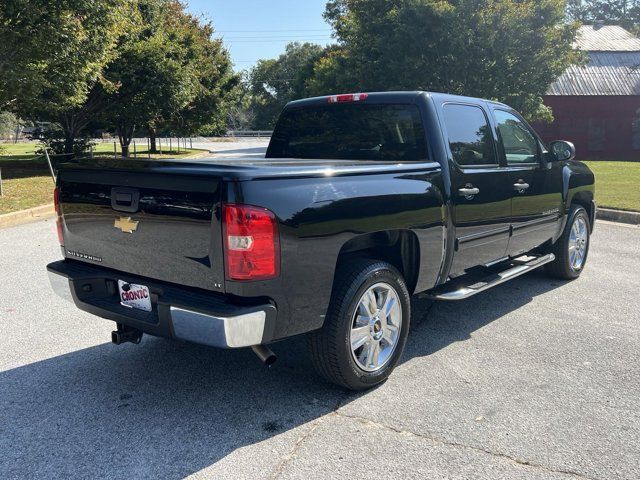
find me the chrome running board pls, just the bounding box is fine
[426,253,555,301]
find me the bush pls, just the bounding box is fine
[30,129,95,157]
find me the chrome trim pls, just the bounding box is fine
[457,225,511,244]
[170,307,266,348]
[483,256,510,268]
[48,271,74,303]
[427,253,555,301]
[511,214,560,232]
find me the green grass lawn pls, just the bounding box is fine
[0,142,42,164]
[0,144,51,214]
[583,161,640,212]
[0,142,40,156]
[0,176,53,215]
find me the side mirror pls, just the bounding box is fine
[549,140,575,162]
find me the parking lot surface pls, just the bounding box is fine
[191,137,269,159]
[0,218,638,479]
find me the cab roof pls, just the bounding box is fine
[285,91,510,110]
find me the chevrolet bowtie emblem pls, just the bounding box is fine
[114,216,139,234]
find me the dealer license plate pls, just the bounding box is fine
[118,280,152,312]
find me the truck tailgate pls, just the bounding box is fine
[57,164,224,292]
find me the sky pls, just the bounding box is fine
[185,0,334,72]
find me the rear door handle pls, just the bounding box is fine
[513,181,530,192]
[458,187,480,199]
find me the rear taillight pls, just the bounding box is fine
[328,93,368,103]
[54,187,63,246]
[222,203,280,281]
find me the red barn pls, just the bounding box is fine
[535,25,640,160]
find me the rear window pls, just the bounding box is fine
[442,103,497,167]
[266,104,428,161]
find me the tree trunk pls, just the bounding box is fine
[60,114,79,156]
[64,135,75,155]
[117,119,135,158]
[59,112,92,159]
[148,125,157,153]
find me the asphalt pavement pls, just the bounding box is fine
[0,216,638,479]
[190,137,270,159]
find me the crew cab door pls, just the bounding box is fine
[491,109,563,256]
[441,103,512,275]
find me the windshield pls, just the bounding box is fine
[266,104,428,161]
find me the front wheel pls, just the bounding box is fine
[308,259,410,390]
[546,205,591,279]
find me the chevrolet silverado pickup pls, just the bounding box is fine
[47,91,595,390]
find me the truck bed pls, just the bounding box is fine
[56,157,439,293]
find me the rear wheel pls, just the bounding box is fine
[308,259,410,390]
[546,205,591,279]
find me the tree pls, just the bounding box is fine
[567,1,640,33]
[105,0,238,155]
[0,111,19,139]
[309,0,581,121]
[2,0,135,152]
[162,9,239,140]
[248,42,325,128]
[4,0,236,156]
[226,77,256,132]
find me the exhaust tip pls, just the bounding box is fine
[263,353,277,367]
[251,345,277,366]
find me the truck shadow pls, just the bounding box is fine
[404,269,566,361]
[0,271,564,478]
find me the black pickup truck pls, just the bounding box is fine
[47,91,595,390]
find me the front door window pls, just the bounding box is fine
[494,110,540,164]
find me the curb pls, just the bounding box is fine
[596,208,640,225]
[0,204,55,229]
[183,149,213,159]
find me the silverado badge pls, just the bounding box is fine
[114,216,139,234]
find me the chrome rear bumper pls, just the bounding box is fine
[170,307,266,348]
[48,270,74,303]
[47,261,274,348]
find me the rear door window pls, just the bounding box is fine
[442,104,497,167]
[267,104,428,161]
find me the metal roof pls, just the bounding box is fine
[548,52,640,95]
[547,26,640,96]
[575,25,640,52]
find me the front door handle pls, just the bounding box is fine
[458,187,480,199]
[513,181,530,192]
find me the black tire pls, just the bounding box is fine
[308,259,411,391]
[546,205,591,280]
